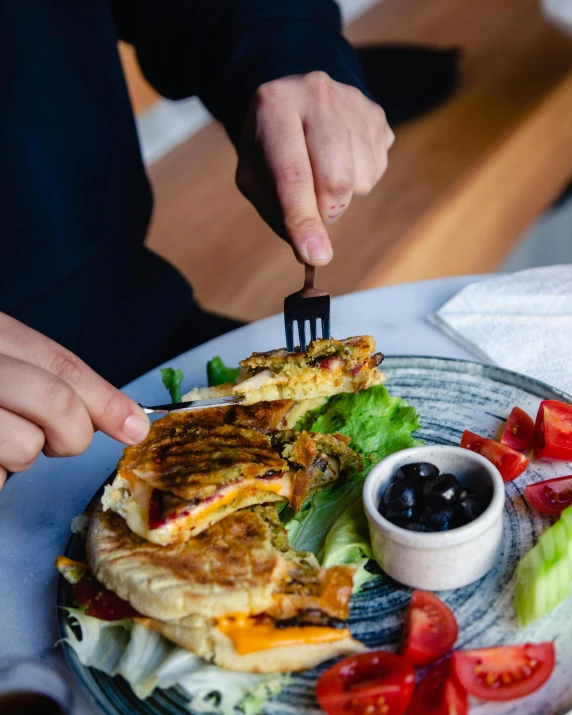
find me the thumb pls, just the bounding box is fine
[286,212,333,267]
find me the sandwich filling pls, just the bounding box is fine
[103,416,363,545]
[182,336,384,405]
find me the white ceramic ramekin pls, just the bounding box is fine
[363,445,505,591]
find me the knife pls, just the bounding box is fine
[138,395,243,415]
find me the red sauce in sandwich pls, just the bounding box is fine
[73,575,140,621]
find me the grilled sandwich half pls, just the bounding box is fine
[102,411,363,545]
[86,504,365,673]
[183,336,384,405]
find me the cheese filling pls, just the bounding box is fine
[143,474,292,535]
[217,614,350,655]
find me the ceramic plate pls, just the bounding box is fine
[58,357,572,715]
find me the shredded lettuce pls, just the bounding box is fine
[62,610,284,713]
[287,385,422,587]
[178,666,286,715]
[207,357,240,387]
[239,674,289,715]
[161,367,184,403]
[114,623,176,698]
[62,608,131,673]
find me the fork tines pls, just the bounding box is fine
[284,265,331,352]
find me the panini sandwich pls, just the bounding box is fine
[84,504,365,673]
[183,336,384,405]
[102,412,363,545]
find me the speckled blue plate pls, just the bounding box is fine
[58,357,572,715]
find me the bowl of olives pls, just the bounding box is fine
[363,445,505,590]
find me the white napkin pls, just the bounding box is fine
[542,0,572,35]
[430,265,572,395]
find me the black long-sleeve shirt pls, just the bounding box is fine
[0,0,370,385]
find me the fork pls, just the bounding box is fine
[284,264,330,352]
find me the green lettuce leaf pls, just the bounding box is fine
[319,499,377,591]
[288,385,422,587]
[207,357,240,387]
[161,367,184,403]
[297,385,421,464]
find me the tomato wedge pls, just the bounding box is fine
[452,642,555,701]
[534,400,572,460]
[460,430,529,482]
[316,651,415,715]
[407,657,467,715]
[501,407,535,451]
[525,475,572,517]
[401,591,458,667]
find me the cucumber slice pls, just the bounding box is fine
[515,504,572,626]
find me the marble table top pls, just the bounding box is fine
[0,275,481,713]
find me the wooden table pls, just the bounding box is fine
[145,0,572,322]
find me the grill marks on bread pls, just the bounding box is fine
[87,504,356,623]
[120,421,286,500]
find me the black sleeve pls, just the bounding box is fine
[108,0,373,146]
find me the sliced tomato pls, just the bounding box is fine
[401,591,458,667]
[73,575,140,621]
[317,651,415,715]
[460,430,529,482]
[452,642,555,702]
[534,400,572,460]
[407,658,467,715]
[525,475,572,517]
[501,407,535,451]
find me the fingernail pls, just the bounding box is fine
[306,237,332,263]
[123,413,150,444]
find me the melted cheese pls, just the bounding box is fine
[55,556,88,585]
[139,474,293,540]
[217,614,350,655]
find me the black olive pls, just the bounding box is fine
[395,462,439,481]
[383,476,419,510]
[385,503,416,523]
[420,506,455,531]
[422,473,462,508]
[457,492,490,523]
[471,488,493,509]
[402,522,428,532]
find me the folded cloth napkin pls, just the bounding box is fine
[430,265,572,395]
[542,0,572,36]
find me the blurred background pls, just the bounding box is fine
[121,0,572,322]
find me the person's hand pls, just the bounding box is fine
[0,313,150,488]
[236,71,394,266]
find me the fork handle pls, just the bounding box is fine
[304,263,315,289]
[301,264,324,298]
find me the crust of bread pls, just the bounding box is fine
[87,505,289,621]
[87,504,356,624]
[146,615,365,673]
